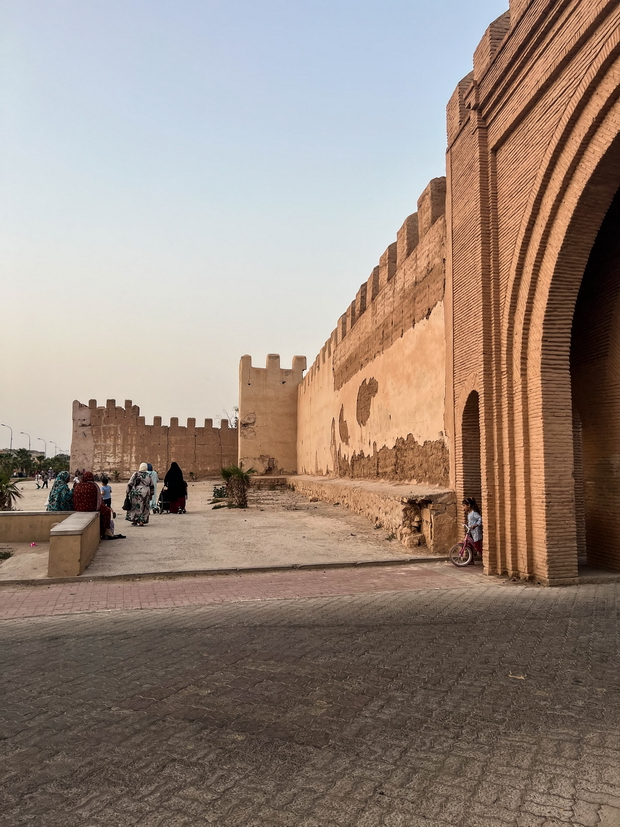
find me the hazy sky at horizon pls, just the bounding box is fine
[1,0,507,455]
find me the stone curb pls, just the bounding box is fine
[0,555,450,588]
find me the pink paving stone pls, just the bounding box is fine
[0,563,490,619]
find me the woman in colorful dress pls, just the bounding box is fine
[163,462,188,513]
[73,471,113,537]
[46,471,74,511]
[125,463,154,526]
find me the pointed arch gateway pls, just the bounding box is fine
[501,92,620,583]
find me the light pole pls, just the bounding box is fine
[51,442,58,456]
[20,432,31,451]
[0,424,13,451]
[37,438,47,457]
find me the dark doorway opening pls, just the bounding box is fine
[570,187,620,570]
[462,391,482,510]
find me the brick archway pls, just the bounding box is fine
[501,95,620,583]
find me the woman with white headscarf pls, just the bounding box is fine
[125,462,154,526]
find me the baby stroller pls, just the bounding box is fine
[156,488,171,514]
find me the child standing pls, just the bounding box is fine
[101,475,112,509]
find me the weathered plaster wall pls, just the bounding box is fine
[238,355,307,475]
[71,399,237,479]
[297,178,448,486]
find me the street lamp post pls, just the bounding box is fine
[20,432,31,451]
[37,438,47,457]
[0,424,13,451]
[51,442,58,456]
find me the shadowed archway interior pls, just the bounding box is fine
[461,390,482,511]
[571,187,620,570]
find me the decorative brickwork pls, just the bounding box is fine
[448,0,620,583]
[71,399,237,480]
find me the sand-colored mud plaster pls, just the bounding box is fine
[296,174,447,487]
[71,399,237,479]
[238,354,307,475]
[298,301,447,485]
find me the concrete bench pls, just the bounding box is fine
[48,512,101,577]
[0,510,102,578]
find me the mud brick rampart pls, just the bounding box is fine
[71,399,237,480]
[295,177,448,487]
[241,0,620,582]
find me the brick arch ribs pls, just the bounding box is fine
[501,84,620,583]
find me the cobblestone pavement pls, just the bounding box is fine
[1,581,620,826]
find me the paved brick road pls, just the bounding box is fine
[1,579,620,826]
[0,563,486,619]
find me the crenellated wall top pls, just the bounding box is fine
[300,176,446,392]
[74,399,235,432]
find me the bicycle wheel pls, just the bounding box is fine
[449,541,472,567]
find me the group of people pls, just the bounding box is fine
[34,469,54,489]
[46,471,121,539]
[46,461,188,535]
[124,462,187,525]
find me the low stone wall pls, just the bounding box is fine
[0,511,101,578]
[0,512,73,544]
[286,476,457,554]
[49,512,100,577]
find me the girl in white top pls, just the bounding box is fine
[462,497,483,563]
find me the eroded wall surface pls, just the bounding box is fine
[71,399,237,479]
[297,178,448,486]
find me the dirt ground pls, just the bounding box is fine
[0,479,426,581]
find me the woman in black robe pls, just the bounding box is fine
[163,462,188,513]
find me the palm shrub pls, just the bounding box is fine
[0,473,23,511]
[220,464,256,508]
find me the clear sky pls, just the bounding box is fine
[1,0,508,454]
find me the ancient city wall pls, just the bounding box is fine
[296,178,449,486]
[238,355,307,474]
[71,399,237,479]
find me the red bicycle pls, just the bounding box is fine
[449,527,481,567]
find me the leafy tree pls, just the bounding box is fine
[220,463,256,508]
[0,472,23,511]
